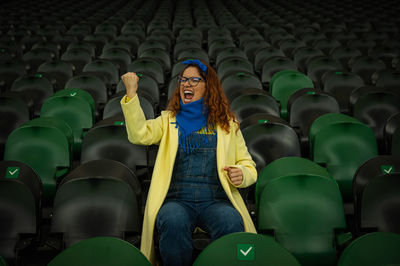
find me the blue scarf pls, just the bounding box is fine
[175,98,212,153]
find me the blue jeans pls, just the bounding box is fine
[156,199,244,266]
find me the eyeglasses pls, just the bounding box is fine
[178,76,203,86]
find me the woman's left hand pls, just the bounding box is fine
[224,166,243,186]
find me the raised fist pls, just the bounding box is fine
[121,72,139,98]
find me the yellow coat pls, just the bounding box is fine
[121,95,257,264]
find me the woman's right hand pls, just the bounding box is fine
[121,72,139,98]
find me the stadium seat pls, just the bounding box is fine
[255,156,332,210]
[4,117,73,204]
[352,155,400,235]
[349,55,386,85]
[279,39,307,58]
[82,59,119,87]
[360,173,400,234]
[40,88,95,158]
[293,47,324,72]
[309,113,378,202]
[208,39,236,60]
[66,41,96,59]
[257,174,347,266]
[230,92,280,122]
[349,86,400,154]
[242,118,301,173]
[330,46,362,71]
[103,94,154,120]
[254,47,285,73]
[322,71,364,114]
[64,74,108,114]
[0,160,41,265]
[22,48,54,74]
[81,114,155,180]
[0,60,27,93]
[269,70,314,120]
[50,159,141,248]
[37,60,73,91]
[99,48,132,75]
[221,72,263,102]
[174,40,202,61]
[215,47,247,68]
[384,112,400,156]
[261,56,298,85]
[306,56,342,87]
[288,88,340,156]
[193,232,300,266]
[337,232,400,266]
[10,74,54,117]
[217,57,254,81]
[127,58,164,85]
[176,48,209,64]
[374,69,400,88]
[47,237,150,266]
[138,48,171,73]
[0,95,30,159]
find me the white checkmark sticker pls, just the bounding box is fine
[240,247,252,256]
[70,92,77,96]
[384,167,393,174]
[9,169,18,175]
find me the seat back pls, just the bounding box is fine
[350,86,400,154]
[360,173,400,234]
[51,160,141,248]
[242,120,301,173]
[40,88,95,157]
[48,237,150,266]
[4,117,73,204]
[193,232,300,266]
[256,157,331,210]
[353,155,400,234]
[270,71,314,120]
[310,113,378,201]
[0,160,41,263]
[257,174,346,266]
[337,232,400,266]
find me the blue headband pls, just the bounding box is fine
[181,59,207,74]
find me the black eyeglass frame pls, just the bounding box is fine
[177,76,203,86]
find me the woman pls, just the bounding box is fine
[120,59,257,266]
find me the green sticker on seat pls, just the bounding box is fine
[307,91,316,95]
[258,119,269,124]
[381,165,394,174]
[114,121,125,126]
[34,73,42,78]
[6,167,20,178]
[237,244,255,261]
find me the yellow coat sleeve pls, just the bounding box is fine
[227,125,258,189]
[120,94,164,145]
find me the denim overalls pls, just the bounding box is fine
[156,128,244,266]
[166,131,228,202]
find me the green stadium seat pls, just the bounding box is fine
[48,237,150,266]
[337,232,400,266]
[40,88,95,158]
[257,174,348,266]
[193,232,300,266]
[309,113,378,202]
[4,117,72,204]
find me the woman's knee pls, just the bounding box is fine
[156,201,193,233]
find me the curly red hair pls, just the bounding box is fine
[167,61,239,133]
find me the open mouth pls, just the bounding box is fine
[183,90,194,103]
